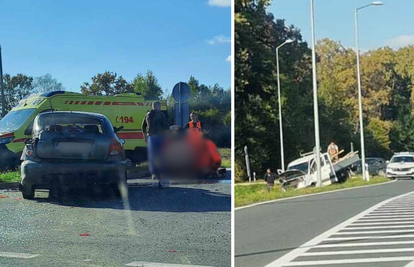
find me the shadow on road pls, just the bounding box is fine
[33,182,231,213]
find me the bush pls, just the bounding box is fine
[235,161,246,183]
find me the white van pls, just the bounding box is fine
[279,152,338,190]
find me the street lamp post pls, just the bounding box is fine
[355,1,383,181]
[276,39,294,172]
[310,0,322,187]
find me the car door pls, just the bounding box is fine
[320,156,332,184]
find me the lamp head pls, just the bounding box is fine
[371,1,383,6]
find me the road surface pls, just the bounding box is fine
[0,173,231,267]
[235,180,414,267]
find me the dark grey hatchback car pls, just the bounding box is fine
[19,111,128,199]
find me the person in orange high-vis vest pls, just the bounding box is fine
[185,113,202,132]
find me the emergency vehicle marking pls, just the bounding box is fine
[116,116,134,124]
[117,132,144,139]
[63,101,149,106]
[112,102,137,106]
[0,133,14,139]
[13,138,27,143]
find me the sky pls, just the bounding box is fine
[269,0,414,51]
[0,0,231,93]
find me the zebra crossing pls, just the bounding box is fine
[266,191,414,267]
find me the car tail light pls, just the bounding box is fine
[109,138,123,156]
[26,148,34,157]
[0,133,14,144]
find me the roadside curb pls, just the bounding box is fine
[235,179,396,211]
[0,182,19,190]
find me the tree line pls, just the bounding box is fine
[1,70,231,147]
[235,0,414,180]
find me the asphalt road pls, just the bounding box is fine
[0,173,231,267]
[235,179,414,267]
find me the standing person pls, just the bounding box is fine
[327,142,339,162]
[264,168,277,192]
[185,112,202,132]
[142,101,169,187]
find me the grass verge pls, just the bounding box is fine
[0,170,20,183]
[219,148,231,168]
[235,176,389,207]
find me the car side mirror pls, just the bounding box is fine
[386,160,390,164]
[119,139,125,145]
[277,169,283,175]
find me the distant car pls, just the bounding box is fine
[355,157,387,176]
[386,152,414,180]
[19,111,129,199]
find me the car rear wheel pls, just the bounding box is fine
[108,183,121,197]
[21,185,35,200]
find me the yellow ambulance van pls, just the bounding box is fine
[0,91,167,169]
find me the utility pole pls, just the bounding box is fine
[310,0,322,187]
[0,46,5,118]
[355,1,383,181]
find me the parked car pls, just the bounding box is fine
[355,157,387,176]
[386,152,414,180]
[19,111,129,199]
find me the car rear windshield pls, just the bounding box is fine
[391,156,414,163]
[0,108,36,134]
[33,113,107,136]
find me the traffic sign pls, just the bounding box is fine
[172,82,190,102]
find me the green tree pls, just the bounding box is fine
[132,70,163,100]
[390,106,414,152]
[81,71,133,96]
[235,0,314,176]
[33,73,65,93]
[3,74,34,111]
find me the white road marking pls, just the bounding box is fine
[0,252,40,259]
[349,221,414,226]
[362,214,414,218]
[326,234,414,241]
[371,209,414,213]
[357,217,414,222]
[334,229,414,235]
[303,247,414,256]
[282,257,414,266]
[344,225,414,230]
[125,262,213,267]
[264,191,414,267]
[367,210,414,214]
[316,240,414,248]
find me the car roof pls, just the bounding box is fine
[39,111,108,119]
[289,154,314,165]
